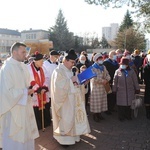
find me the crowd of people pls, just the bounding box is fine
[0,42,150,149]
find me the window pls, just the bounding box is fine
[34,34,36,39]
[26,34,29,39]
[31,34,33,39]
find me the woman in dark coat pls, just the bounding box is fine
[144,55,150,119]
[113,57,140,121]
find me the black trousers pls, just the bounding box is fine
[107,93,116,112]
[34,102,51,130]
[85,93,89,106]
[118,105,132,120]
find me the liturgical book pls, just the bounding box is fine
[77,66,97,84]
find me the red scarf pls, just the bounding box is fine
[31,63,47,109]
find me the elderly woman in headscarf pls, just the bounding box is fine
[90,53,111,122]
[113,57,140,121]
[123,50,138,75]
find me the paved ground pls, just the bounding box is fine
[35,84,150,150]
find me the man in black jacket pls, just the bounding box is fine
[103,50,119,114]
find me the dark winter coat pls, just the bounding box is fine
[76,61,91,72]
[133,55,143,74]
[144,64,150,104]
[103,59,119,85]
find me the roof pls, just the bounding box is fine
[21,29,48,33]
[0,28,21,36]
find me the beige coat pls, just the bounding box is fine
[90,65,111,113]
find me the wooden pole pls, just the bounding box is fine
[41,93,45,132]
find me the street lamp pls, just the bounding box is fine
[124,30,126,49]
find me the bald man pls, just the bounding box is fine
[103,50,119,114]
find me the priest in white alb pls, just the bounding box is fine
[51,49,90,146]
[0,42,39,150]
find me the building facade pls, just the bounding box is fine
[0,28,21,53]
[0,28,53,56]
[102,27,111,41]
[21,28,49,42]
[102,23,119,41]
[21,29,53,55]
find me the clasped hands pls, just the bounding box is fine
[28,86,48,95]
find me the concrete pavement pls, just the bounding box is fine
[35,84,150,150]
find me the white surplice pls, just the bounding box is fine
[0,57,39,150]
[43,60,58,97]
[51,63,90,145]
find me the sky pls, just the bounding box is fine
[0,0,149,39]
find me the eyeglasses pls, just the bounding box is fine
[54,55,59,58]
[69,60,76,64]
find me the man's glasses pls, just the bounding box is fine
[69,60,75,64]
